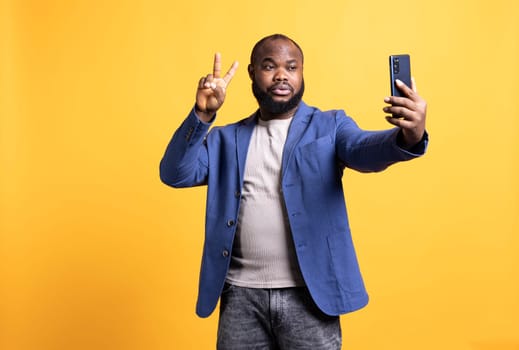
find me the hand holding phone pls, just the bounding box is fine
[384,54,427,149]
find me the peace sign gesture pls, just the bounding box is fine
[195,53,239,122]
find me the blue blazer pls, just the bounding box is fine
[160,102,427,317]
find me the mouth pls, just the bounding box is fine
[269,84,293,96]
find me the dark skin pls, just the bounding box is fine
[195,38,427,149]
[383,77,427,148]
[194,52,238,122]
[247,39,304,121]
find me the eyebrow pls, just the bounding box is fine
[260,57,299,64]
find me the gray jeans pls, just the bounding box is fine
[217,284,341,350]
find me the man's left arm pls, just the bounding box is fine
[334,77,428,172]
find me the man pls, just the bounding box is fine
[160,34,427,349]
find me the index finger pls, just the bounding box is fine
[396,79,418,101]
[213,52,222,78]
[223,61,239,84]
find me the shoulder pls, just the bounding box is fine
[299,102,353,128]
[208,112,256,134]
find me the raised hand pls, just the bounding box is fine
[195,53,239,122]
[383,78,427,149]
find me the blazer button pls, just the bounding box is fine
[226,219,235,227]
[222,250,229,258]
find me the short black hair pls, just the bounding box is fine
[250,34,304,65]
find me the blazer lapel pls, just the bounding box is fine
[281,102,312,179]
[236,112,258,187]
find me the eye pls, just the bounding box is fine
[288,65,298,71]
[263,64,274,70]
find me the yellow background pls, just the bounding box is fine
[1,0,518,349]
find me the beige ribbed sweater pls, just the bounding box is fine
[226,117,305,288]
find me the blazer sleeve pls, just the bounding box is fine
[334,110,428,172]
[159,107,212,187]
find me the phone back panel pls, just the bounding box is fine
[389,54,411,97]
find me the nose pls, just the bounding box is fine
[273,68,288,82]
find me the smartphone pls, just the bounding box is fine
[389,54,411,97]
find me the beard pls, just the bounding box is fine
[252,79,305,116]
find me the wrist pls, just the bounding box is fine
[398,130,421,150]
[194,104,215,123]
[397,129,427,153]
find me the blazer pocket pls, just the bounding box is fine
[295,135,334,181]
[300,135,333,152]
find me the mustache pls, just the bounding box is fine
[268,83,293,92]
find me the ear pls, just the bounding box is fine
[247,64,254,80]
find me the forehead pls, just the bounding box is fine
[254,39,303,63]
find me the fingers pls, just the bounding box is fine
[213,53,239,83]
[196,53,238,114]
[213,52,221,78]
[223,61,239,84]
[383,90,427,138]
[385,115,414,129]
[383,95,426,122]
[383,105,414,120]
[394,79,417,100]
[199,75,217,90]
[383,95,415,119]
[384,77,426,118]
[202,54,239,90]
[383,76,426,147]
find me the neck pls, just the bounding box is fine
[258,105,298,121]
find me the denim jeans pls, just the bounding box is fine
[217,284,341,350]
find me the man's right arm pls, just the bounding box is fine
[159,107,212,188]
[159,53,238,188]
